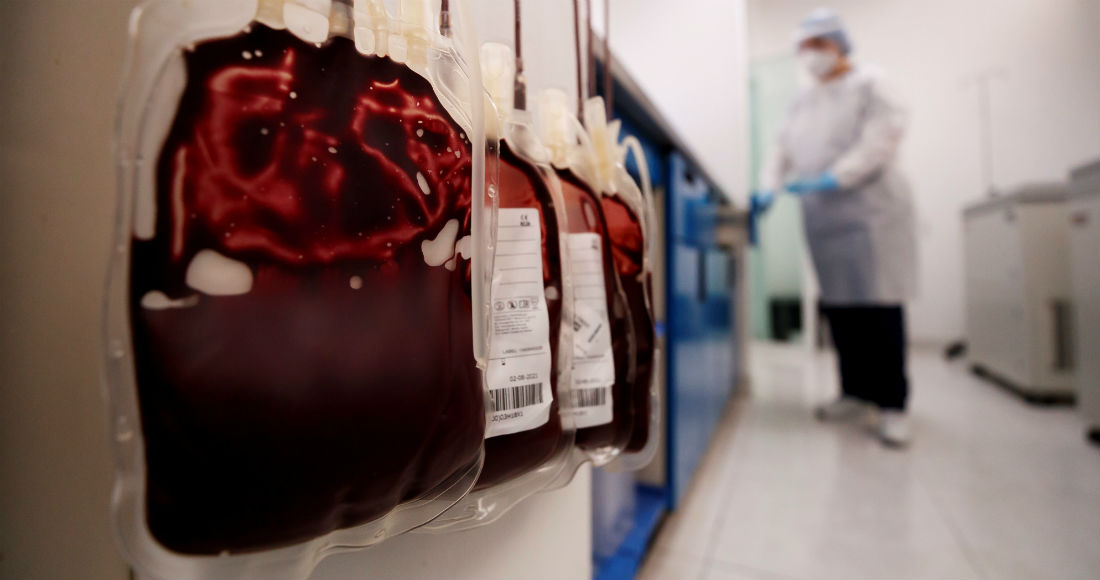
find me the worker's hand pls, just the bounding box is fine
[749,190,775,247]
[751,190,776,214]
[785,172,839,195]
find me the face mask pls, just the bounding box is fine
[799,48,839,79]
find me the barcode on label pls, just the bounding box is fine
[571,387,608,408]
[489,383,544,412]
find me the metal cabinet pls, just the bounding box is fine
[665,154,739,507]
[590,58,746,580]
[964,184,1074,402]
[1067,161,1100,437]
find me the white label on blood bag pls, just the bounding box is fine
[566,233,615,428]
[485,208,554,438]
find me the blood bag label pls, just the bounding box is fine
[566,233,614,428]
[485,208,554,438]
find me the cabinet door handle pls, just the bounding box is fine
[1051,299,1073,371]
[697,250,707,302]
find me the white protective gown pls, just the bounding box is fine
[763,64,917,305]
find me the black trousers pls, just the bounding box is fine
[821,305,909,411]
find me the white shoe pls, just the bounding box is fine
[814,396,866,422]
[878,411,911,447]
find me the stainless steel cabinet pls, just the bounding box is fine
[964,184,1074,402]
[1067,162,1100,436]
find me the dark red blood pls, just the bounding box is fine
[475,140,565,489]
[600,195,656,452]
[556,169,635,451]
[130,24,483,554]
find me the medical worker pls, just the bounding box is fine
[757,7,917,446]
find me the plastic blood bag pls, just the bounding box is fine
[600,193,655,451]
[132,24,483,554]
[581,98,657,454]
[419,43,573,532]
[558,169,636,451]
[109,0,491,565]
[535,89,635,456]
[477,134,567,487]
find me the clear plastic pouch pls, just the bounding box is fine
[579,96,659,470]
[420,42,576,530]
[105,0,494,576]
[535,88,637,471]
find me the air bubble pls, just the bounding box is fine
[416,128,424,137]
[242,51,253,60]
[349,276,363,290]
[289,91,298,99]
[416,172,431,195]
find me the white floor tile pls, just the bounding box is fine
[645,342,1100,580]
[654,402,748,559]
[700,560,794,580]
[636,546,705,580]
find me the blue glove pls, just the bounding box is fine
[785,172,839,196]
[748,190,775,246]
[751,190,776,213]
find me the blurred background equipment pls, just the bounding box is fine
[1067,160,1100,442]
[963,183,1075,404]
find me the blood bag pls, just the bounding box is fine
[421,43,575,531]
[105,0,493,576]
[580,96,660,467]
[536,88,636,466]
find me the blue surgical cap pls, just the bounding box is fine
[794,7,852,55]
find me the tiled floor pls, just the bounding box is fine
[638,342,1100,580]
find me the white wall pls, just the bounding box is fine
[472,0,582,112]
[0,2,134,577]
[475,0,752,201]
[592,0,751,202]
[0,1,591,578]
[747,0,1100,343]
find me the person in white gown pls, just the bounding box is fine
[756,7,918,447]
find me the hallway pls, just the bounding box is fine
[639,343,1100,579]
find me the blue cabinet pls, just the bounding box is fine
[665,154,738,508]
[591,60,743,580]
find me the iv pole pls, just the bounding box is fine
[961,68,1006,197]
